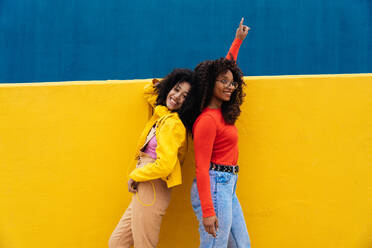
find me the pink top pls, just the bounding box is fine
[143,135,157,159]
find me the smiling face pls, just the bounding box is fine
[211,70,236,105]
[166,81,191,111]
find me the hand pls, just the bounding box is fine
[127,178,138,193]
[235,17,250,41]
[152,78,160,87]
[203,215,219,238]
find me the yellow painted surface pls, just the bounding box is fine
[0,74,371,248]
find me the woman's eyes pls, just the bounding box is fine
[175,88,188,97]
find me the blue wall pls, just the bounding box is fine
[0,0,371,83]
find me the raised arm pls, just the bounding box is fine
[143,79,160,108]
[226,17,250,61]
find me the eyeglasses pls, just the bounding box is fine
[216,79,238,88]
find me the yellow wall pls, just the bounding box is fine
[0,74,371,248]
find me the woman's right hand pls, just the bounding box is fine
[127,178,138,193]
[152,78,160,86]
[235,17,250,41]
[203,215,219,238]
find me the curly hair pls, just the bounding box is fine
[154,68,198,131]
[194,58,245,125]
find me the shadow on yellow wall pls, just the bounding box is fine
[0,74,371,248]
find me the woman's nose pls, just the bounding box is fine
[174,92,182,99]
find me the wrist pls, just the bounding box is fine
[234,37,244,44]
[202,209,216,218]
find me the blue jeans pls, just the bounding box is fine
[191,170,251,248]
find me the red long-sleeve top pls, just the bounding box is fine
[193,38,243,218]
[226,38,242,61]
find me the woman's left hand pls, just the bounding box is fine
[128,178,138,193]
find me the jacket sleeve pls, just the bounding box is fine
[143,79,159,108]
[129,117,186,182]
[225,38,243,61]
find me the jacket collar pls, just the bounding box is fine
[154,105,174,118]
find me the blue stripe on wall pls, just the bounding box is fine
[0,0,371,83]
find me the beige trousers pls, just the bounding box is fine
[109,153,171,248]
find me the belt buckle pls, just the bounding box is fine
[233,166,238,174]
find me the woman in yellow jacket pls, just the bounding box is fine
[109,69,197,248]
[109,19,248,248]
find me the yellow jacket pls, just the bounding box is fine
[128,82,187,188]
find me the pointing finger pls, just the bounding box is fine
[239,17,244,29]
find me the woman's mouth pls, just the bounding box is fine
[223,91,232,97]
[170,97,177,105]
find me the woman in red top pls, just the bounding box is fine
[191,19,251,248]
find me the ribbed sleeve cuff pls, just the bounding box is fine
[202,208,216,218]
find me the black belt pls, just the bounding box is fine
[210,162,239,174]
